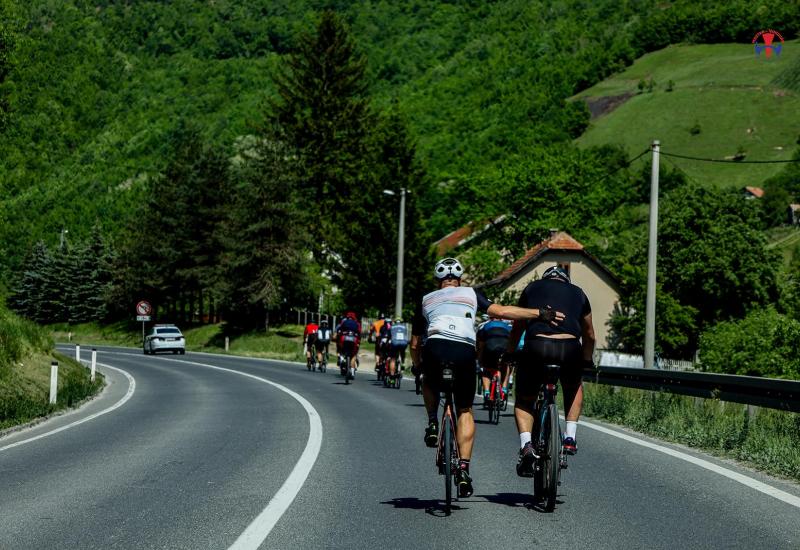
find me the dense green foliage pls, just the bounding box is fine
[610,183,781,358]
[699,308,800,378]
[584,384,800,481]
[2,1,800,372]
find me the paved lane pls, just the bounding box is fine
[1,346,798,549]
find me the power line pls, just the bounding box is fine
[660,151,800,164]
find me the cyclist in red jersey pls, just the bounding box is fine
[303,321,320,368]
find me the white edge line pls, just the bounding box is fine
[577,418,800,510]
[0,363,136,453]
[152,356,322,550]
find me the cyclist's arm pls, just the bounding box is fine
[581,312,595,362]
[487,303,565,323]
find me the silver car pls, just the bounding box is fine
[143,325,186,355]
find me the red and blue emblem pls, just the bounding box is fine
[752,29,784,59]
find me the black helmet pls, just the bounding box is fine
[542,265,570,282]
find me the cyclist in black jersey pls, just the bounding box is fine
[506,265,595,475]
[411,257,565,498]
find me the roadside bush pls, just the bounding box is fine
[0,306,51,372]
[583,384,800,481]
[699,308,800,379]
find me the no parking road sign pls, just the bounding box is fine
[136,301,152,323]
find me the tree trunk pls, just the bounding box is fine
[199,289,205,324]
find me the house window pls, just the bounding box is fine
[557,262,571,277]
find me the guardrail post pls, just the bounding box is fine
[747,404,758,420]
[49,361,58,404]
[75,343,81,362]
[225,336,230,352]
[91,348,97,382]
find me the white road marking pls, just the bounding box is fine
[151,356,323,550]
[0,364,135,453]
[577,418,800,510]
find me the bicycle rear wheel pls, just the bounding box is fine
[443,416,453,515]
[493,379,501,425]
[543,402,561,511]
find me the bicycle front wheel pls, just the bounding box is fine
[443,418,453,515]
[543,402,561,511]
[493,381,501,425]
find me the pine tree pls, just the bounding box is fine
[267,10,374,264]
[217,138,310,327]
[9,241,50,320]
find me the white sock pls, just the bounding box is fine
[519,432,532,448]
[565,421,578,440]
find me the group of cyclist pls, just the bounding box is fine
[410,257,595,499]
[303,311,362,377]
[369,314,410,387]
[302,255,596,501]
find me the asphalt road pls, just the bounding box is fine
[1,346,799,549]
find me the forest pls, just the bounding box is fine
[2,0,800,376]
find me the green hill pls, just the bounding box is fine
[575,41,800,188]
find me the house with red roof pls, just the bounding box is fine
[433,215,507,256]
[743,186,765,199]
[481,230,621,348]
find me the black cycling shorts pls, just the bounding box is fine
[422,338,476,410]
[516,336,582,397]
[305,334,317,352]
[391,343,408,360]
[314,339,329,352]
[480,349,506,375]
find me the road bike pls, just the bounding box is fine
[530,364,568,512]
[435,364,461,516]
[483,366,504,425]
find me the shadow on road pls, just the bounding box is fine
[479,492,563,513]
[380,497,465,517]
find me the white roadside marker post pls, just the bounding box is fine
[75,343,81,362]
[225,336,230,352]
[91,348,97,382]
[49,361,58,404]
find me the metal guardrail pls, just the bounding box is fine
[583,365,800,413]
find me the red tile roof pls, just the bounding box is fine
[744,186,765,198]
[433,215,506,255]
[482,230,619,288]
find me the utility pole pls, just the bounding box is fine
[644,140,660,369]
[383,188,408,320]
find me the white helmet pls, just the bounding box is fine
[434,257,464,280]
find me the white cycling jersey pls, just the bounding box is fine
[415,286,493,347]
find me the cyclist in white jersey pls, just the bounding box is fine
[410,257,565,498]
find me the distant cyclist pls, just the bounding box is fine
[389,318,410,378]
[369,313,387,366]
[337,311,362,378]
[477,316,512,404]
[411,257,565,498]
[507,265,595,477]
[316,319,332,367]
[377,317,394,378]
[303,320,319,368]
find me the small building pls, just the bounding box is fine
[481,230,621,348]
[433,215,507,256]
[789,204,800,225]
[743,186,764,199]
